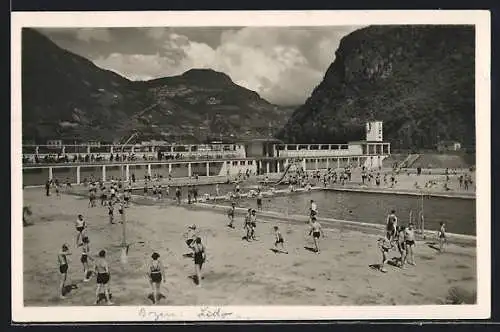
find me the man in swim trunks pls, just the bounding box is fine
[146,252,165,304]
[75,214,86,246]
[308,217,323,253]
[57,244,72,299]
[94,250,113,305]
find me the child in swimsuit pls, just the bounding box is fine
[57,244,71,299]
[147,252,165,304]
[94,250,113,305]
[243,209,252,241]
[184,224,198,248]
[250,209,257,240]
[273,226,288,254]
[405,223,416,265]
[190,237,206,286]
[75,214,86,246]
[438,222,447,252]
[309,217,323,253]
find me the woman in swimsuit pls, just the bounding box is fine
[190,237,206,286]
[75,214,86,246]
[94,250,113,305]
[57,244,71,299]
[80,236,93,281]
[309,217,323,253]
[146,252,165,304]
[438,222,447,252]
[404,223,416,265]
[273,226,288,254]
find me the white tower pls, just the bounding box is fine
[366,121,383,142]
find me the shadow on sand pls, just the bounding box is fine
[147,293,166,303]
[304,246,318,253]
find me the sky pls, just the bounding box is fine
[38,26,362,106]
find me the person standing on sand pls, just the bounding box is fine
[80,236,93,282]
[215,183,220,197]
[377,235,393,273]
[396,226,406,267]
[308,217,323,253]
[94,250,113,305]
[243,208,252,241]
[57,244,72,299]
[386,210,398,241]
[227,202,236,228]
[438,222,447,252]
[184,224,199,249]
[273,226,288,254]
[175,187,181,205]
[75,214,87,246]
[257,191,263,211]
[146,252,165,304]
[309,200,318,221]
[45,179,51,196]
[108,200,115,224]
[190,237,206,286]
[250,209,258,240]
[404,222,416,265]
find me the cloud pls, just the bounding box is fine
[75,28,112,42]
[44,26,360,105]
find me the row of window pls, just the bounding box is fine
[227,160,254,166]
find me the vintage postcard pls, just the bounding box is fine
[11,10,490,322]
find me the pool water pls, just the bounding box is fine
[219,190,476,236]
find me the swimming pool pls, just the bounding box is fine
[216,190,476,236]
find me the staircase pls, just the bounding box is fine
[398,154,421,169]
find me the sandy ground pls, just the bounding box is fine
[22,187,476,306]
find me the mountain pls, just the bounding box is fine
[277,25,475,150]
[21,28,293,144]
